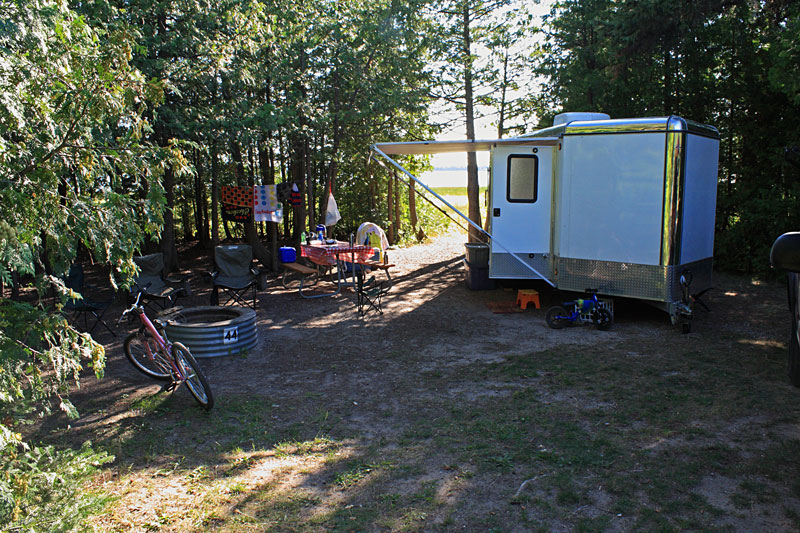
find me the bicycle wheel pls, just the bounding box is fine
[546,306,568,329]
[124,331,171,381]
[592,307,613,331]
[172,342,214,410]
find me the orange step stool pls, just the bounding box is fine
[516,289,540,310]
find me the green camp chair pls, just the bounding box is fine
[210,244,266,309]
[63,263,115,336]
[132,253,190,310]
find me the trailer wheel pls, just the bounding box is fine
[546,306,568,329]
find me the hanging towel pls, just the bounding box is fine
[254,185,283,223]
[289,183,302,206]
[221,185,253,223]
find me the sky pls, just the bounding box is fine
[420,0,555,188]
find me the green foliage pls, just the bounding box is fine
[1,0,168,527]
[0,441,113,532]
[0,300,105,443]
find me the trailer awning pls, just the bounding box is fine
[373,137,559,155]
[369,141,557,287]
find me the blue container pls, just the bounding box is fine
[279,247,296,263]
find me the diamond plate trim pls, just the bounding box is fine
[490,252,551,279]
[555,257,713,304]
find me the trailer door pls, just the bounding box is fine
[489,146,553,279]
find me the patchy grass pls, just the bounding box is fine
[30,271,800,531]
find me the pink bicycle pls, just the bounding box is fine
[119,291,214,410]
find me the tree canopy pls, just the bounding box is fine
[1,0,799,526]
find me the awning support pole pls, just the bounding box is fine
[371,145,555,287]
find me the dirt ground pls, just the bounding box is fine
[37,230,800,531]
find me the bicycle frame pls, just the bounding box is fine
[130,306,186,382]
[546,290,612,331]
[559,294,600,323]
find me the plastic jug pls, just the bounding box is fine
[316,224,326,242]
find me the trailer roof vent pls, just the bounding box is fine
[553,112,610,126]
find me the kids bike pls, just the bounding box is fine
[545,289,613,331]
[118,290,214,410]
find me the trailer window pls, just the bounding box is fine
[507,155,538,203]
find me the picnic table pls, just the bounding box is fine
[298,240,374,299]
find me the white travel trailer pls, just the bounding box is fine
[371,113,720,330]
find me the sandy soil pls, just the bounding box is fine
[41,230,800,531]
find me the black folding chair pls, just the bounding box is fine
[210,244,266,309]
[63,263,115,336]
[132,253,190,311]
[356,271,392,317]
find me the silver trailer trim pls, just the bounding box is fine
[555,257,713,304]
[563,116,720,139]
[490,252,552,279]
[663,118,686,266]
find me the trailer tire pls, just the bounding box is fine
[546,306,568,330]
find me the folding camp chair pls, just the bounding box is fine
[356,271,392,317]
[132,253,190,310]
[63,263,115,336]
[210,244,266,309]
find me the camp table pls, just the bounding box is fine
[300,241,374,298]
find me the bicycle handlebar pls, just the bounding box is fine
[115,284,151,326]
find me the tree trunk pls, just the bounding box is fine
[194,151,208,247]
[211,141,220,249]
[305,139,314,229]
[279,131,290,240]
[408,176,419,240]
[11,271,19,301]
[290,134,307,243]
[394,171,401,242]
[497,48,509,139]
[160,165,179,272]
[463,4,483,243]
[489,48,509,233]
[408,180,418,234]
[181,202,192,242]
[201,186,209,247]
[232,138,270,266]
[260,136,278,272]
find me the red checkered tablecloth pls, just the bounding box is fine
[301,241,374,266]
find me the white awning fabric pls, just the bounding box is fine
[373,137,558,155]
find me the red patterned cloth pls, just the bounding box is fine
[221,186,253,206]
[301,241,374,266]
[221,186,254,223]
